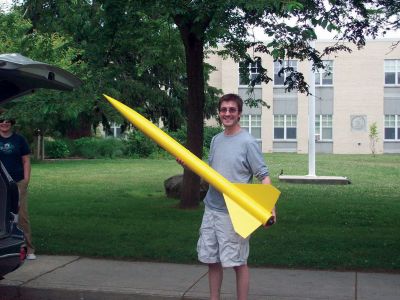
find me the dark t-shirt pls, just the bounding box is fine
[0,133,30,182]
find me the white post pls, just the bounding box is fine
[308,40,316,177]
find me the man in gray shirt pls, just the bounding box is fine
[198,93,276,300]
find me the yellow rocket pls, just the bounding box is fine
[104,94,280,238]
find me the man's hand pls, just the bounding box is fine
[264,207,276,228]
[176,158,185,167]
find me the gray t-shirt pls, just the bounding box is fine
[203,129,269,212]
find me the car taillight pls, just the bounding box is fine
[20,246,27,262]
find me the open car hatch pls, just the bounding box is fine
[0,53,82,103]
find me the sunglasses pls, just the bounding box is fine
[219,107,238,114]
[0,120,12,124]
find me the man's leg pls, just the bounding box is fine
[234,264,249,300]
[208,263,223,300]
[17,181,35,254]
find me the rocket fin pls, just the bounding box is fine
[223,184,280,238]
[223,194,262,239]
[233,183,280,213]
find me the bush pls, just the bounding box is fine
[166,126,222,149]
[123,131,158,158]
[99,138,125,158]
[203,126,222,150]
[45,139,70,158]
[42,125,223,160]
[163,126,222,158]
[168,127,187,145]
[72,137,125,158]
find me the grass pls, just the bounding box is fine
[28,154,400,272]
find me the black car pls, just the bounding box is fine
[0,160,24,278]
[0,53,81,278]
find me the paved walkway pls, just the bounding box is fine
[1,255,399,299]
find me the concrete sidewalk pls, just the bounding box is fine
[1,255,399,300]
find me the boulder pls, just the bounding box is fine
[164,174,209,200]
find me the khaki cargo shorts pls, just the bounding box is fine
[197,207,249,267]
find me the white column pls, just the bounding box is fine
[308,40,316,176]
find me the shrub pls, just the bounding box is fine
[166,126,221,149]
[369,122,379,157]
[123,131,158,158]
[72,137,125,158]
[168,127,187,145]
[203,126,222,150]
[162,126,222,158]
[58,125,222,160]
[70,137,99,158]
[98,138,126,158]
[45,139,70,158]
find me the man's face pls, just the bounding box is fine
[0,120,12,133]
[219,100,241,129]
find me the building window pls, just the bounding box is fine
[239,60,262,86]
[241,114,261,139]
[384,60,400,85]
[274,60,298,86]
[384,115,400,140]
[274,114,297,140]
[315,115,333,141]
[315,60,333,86]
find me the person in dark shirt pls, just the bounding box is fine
[0,118,35,260]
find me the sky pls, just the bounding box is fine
[0,0,11,11]
[252,26,400,41]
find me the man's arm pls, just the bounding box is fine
[261,176,276,227]
[22,154,31,184]
[261,176,271,185]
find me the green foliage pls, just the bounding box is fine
[70,138,97,158]
[0,9,91,139]
[44,139,70,158]
[38,125,222,160]
[167,127,187,145]
[203,126,222,150]
[369,122,379,138]
[162,125,222,157]
[122,126,222,159]
[14,0,211,133]
[71,137,125,159]
[369,122,379,156]
[1,2,218,140]
[97,138,126,158]
[123,131,158,158]
[0,10,31,53]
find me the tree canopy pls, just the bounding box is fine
[3,1,219,138]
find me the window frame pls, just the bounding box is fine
[274,60,298,86]
[315,60,333,86]
[384,115,400,141]
[239,60,262,86]
[241,114,262,140]
[384,59,400,86]
[273,114,297,140]
[315,115,333,141]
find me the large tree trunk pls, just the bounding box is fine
[65,115,93,139]
[179,29,206,209]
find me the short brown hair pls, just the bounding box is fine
[0,119,15,125]
[218,93,243,113]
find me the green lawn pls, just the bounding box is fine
[28,154,400,271]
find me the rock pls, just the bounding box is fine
[164,174,209,200]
